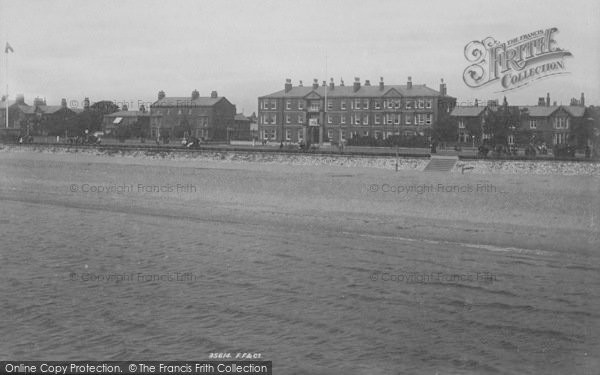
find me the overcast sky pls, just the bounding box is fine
[1,0,598,113]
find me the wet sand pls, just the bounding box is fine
[1,150,599,374]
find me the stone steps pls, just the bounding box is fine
[424,156,458,172]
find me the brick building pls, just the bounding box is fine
[451,93,588,147]
[257,77,456,144]
[149,90,236,141]
[102,108,160,137]
[0,95,34,130]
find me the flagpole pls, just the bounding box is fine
[5,44,8,129]
[323,50,327,147]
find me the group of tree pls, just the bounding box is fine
[36,101,120,137]
[432,97,596,150]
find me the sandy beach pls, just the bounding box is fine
[1,148,599,374]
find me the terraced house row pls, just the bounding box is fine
[258,77,456,144]
[451,93,591,147]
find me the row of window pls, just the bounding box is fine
[153,109,210,116]
[459,118,571,130]
[262,113,433,125]
[262,128,417,142]
[261,98,433,111]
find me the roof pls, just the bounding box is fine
[105,110,143,117]
[0,100,13,109]
[18,105,35,114]
[151,96,224,107]
[450,106,487,117]
[234,113,250,121]
[36,105,66,114]
[259,84,448,99]
[104,110,159,118]
[561,106,585,117]
[519,105,585,118]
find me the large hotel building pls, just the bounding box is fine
[258,77,456,144]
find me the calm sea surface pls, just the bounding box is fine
[1,154,599,374]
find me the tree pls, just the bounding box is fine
[483,101,522,147]
[432,110,458,143]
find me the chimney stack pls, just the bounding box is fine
[364,80,371,86]
[210,91,218,98]
[83,97,90,110]
[122,103,128,111]
[581,92,585,106]
[439,78,447,96]
[16,94,25,105]
[474,99,478,107]
[33,97,45,107]
[61,98,67,108]
[322,80,326,87]
[353,77,361,92]
[379,77,384,91]
[546,92,550,106]
[284,78,292,93]
[139,104,146,113]
[299,80,303,87]
[312,79,319,89]
[407,76,412,89]
[192,89,200,100]
[340,78,344,87]
[329,78,334,90]
[158,90,165,100]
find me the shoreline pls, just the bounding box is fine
[2,144,599,176]
[1,147,598,254]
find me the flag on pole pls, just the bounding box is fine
[5,42,14,53]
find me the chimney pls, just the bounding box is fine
[122,103,128,111]
[474,99,478,107]
[353,77,361,93]
[538,97,545,106]
[407,76,412,89]
[299,80,303,87]
[581,92,585,106]
[379,77,384,91]
[439,78,447,96]
[192,89,200,100]
[33,97,45,107]
[312,79,319,89]
[364,80,371,86]
[340,78,344,87]
[139,104,146,113]
[83,97,90,110]
[16,94,25,105]
[284,78,292,93]
[61,98,67,108]
[158,90,165,100]
[329,78,334,90]
[546,92,550,106]
[211,91,218,98]
[322,80,326,87]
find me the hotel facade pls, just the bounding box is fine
[257,77,456,144]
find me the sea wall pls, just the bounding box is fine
[2,144,599,176]
[454,159,600,176]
